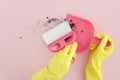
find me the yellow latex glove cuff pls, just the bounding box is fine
[86,34,114,80]
[31,42,77,80]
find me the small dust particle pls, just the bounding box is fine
[47,20,51,23]
[70,23,75,29]
[81,30,83,33]
[46,17,49,19]
[19,36,22,39]
[64,18,67,21]
[70,20,72,22]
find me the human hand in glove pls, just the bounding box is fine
[31,42,77,80]
[86,34,114,80]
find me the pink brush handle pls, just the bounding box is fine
[91,36,111,46]
[48,31,76,52]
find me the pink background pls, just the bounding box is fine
[0,0,120,80]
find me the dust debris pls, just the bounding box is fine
[19,36,22,39]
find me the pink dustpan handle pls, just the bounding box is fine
[48,31,76,52]
[91,36,111,46]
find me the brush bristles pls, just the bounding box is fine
[42,21,72,44]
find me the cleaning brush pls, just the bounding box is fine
[42,21,76,52]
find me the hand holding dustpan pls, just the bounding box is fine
[66,14,111,54]
[42,14,111,63]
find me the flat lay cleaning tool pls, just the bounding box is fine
[31,42,77,80]
[86,34,114,80]
[42,21,76,52]
[66,14,110,53]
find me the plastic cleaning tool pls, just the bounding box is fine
[66,14,110,53]
[42,21,76,52]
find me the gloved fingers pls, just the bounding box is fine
[62,44,71,55]
[55,50,62,58]
[71,53,76,63]
[93,34,106,50]
[95,34,102,39]
[91,33,107,50]
[104,46,113,52]
[73,53,76,58]
[97,34,108,49]
[96,33,108,39]
[96,33,114,49]
[90,44,98,51]
[68,42,78,58]
[91,33,102,50]
[105,36,114,48]
[104,37,114,54]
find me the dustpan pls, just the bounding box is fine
[66,14,110,53]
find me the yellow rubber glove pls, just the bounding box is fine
[31,42,77,80]
[86,34,114,80]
